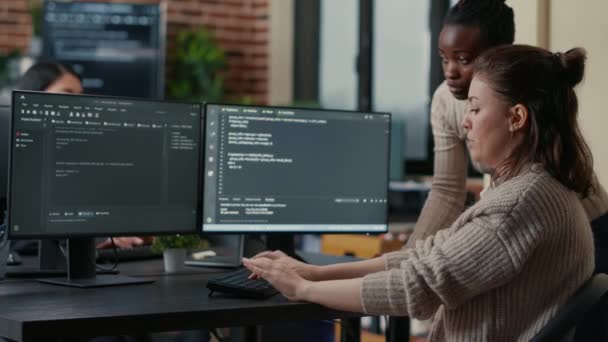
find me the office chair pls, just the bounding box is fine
[531,273,608,342]
[591,212,608,274]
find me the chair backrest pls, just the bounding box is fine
[591,212,608,274]
[531,273,608,342]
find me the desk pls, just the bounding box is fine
[0,257,363,342]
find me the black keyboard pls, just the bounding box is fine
[96,245,162,263]
[207,268,279,299]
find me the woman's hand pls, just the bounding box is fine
[242,256,312,301]
[247,250,318,281]
[96,236,153,249]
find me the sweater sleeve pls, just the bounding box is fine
[406,85,468,247]
[361,212,539,319]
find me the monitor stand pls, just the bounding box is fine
[7,239,117,278]
[38,237,153,288]
[265,234,305,262]
[39,239,66,270]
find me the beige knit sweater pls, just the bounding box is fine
[408,81,608,246]
[361,165,595,341]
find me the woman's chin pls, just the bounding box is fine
[470,155,480,165]
[477,163,496,175]
[470,157,494,174]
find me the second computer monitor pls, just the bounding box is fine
[202,104,390,234]
[42,1,165,98]
[9,91,201,238]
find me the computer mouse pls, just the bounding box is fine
[191,250,217,260]
[6,251,22,266]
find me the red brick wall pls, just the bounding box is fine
[168,0,269,103]
[1,0,269,103]
[0,0,32,54]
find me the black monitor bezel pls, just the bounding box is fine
[0,105,11,207]
[201,102,391,235]
[8,90,203,239]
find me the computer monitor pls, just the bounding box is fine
[202,104,390,256]
[41,1,165,98]
[8,91,201,286]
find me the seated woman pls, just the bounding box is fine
[13,61,151,251]
[243,45,596,341]
[16,61,83,94]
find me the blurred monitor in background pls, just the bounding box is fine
[41,1,165,99]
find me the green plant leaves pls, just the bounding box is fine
[167,29,226,103]
[152,234,202,253]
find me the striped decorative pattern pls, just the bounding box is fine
[362,165,595,341]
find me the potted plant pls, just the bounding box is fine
[0,49,20,86]
[166,29,226,102]
[152,234,202,273]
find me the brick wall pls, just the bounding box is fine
[1,0,270,103]
[0,0,32,54]
[168,0,269,103]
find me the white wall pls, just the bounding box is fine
[507,0,549,47]
[550,0,608,187]
[509,0,608,187]
[373,0,431,160]
[269,0,294,106]
[319,0,359,110]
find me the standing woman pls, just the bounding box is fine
[408,0,608,274]
[408,0,517,245]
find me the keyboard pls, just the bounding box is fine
[207,268,278,299]
[96,245,162,263]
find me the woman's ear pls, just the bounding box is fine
[509,104,529,132]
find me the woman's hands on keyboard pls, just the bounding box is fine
[243,253,312,301]
[247,250,317,280]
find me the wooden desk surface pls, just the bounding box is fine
[0,257,362,342]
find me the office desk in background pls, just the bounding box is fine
[0,256,363,342]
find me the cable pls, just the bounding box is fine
[58,238,119,273]
[95,237,119,272]
[58,240,68,258]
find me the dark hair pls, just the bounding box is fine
[16,61,81,91]
[445,0,515,48]
[474,45,593,196]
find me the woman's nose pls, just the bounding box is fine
[461,113,471,130]
[444,61,459,80]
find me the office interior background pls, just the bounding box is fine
[1,0,607,186]
[0,0,607,341]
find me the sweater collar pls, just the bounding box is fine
[483,163,544,198]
